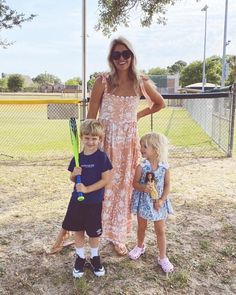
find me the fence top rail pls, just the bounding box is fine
[162,92,230,99]
[0,92,62,97]
[0,98,81,105]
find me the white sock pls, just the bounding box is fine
[90,247,99,258]
[75,247,85,259]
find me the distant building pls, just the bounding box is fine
[149,74,180,107]
[178,83,217,94]
[149,74,179,94]
[63,85,81,93]
[54,83,64,92]
[40,83,54,93]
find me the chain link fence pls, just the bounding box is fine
[0,91,235,166]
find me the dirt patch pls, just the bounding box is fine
[0,157,236,295]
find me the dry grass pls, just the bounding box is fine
[1,157,236,295]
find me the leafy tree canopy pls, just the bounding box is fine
[0,0,36,48]
[32,73,61,86]
[167,60,187,75]
[96,0,185,36]
[7,74,24,92]
[147,67,168,75]
[179,56,223,87]
[0,76,8,91]
[87,72,103,90]
[65,77,82,86]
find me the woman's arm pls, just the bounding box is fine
[87,76,105,119]
[137,79,165,120]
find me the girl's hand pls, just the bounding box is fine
[154,198,164,212]
[72,167,82,177]
[76,183,88,193]
[143,183,152,193]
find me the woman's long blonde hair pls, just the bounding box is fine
[107,36,140,94]
[141,132,169,163]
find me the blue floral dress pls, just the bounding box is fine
[131,160,174,221]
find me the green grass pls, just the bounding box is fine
[0,98,234,161]
[0,104,71,159]
[139,107,215,147]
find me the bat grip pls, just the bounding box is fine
[76,175,84,201]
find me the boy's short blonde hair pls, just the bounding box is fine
[80,119,104,138]
[140,132,169,163]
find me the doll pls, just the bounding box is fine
[145,172,158,200]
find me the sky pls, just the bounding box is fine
[0,0,236,83]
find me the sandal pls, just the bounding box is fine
[49,230,74,254]
[128,245,145,260]
[157,257,174,273]
[113,243,128,256]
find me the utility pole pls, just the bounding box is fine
[221,0,229,88]
[82,0,87,120]
[201,5,208,92]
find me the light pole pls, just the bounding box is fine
[201,4,208,92]
[82,0,87,119]
[221,0,229,87]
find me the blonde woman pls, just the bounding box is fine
[87,36,165,255]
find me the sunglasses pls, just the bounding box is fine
[111,50,132,60]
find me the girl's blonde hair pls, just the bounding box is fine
[140,132,169,163]
[80,119,104,139]
[107,36,140,94]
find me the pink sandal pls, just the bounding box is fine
[157,257,174,273]
[128,245,145,260]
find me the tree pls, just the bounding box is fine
[225,55,235,86]
[7,74,24,92]
[32,73,61,86]
[167,60,187,75]
[180,57,222,87]
[65,77,82,86]
[96,0,188,35]
[87,72,101,90]
[147,67,168,75]
[205,57,221,85]
[0,0,36,48]
[0,76,8,91]
[180,61,202,87]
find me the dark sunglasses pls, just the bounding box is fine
[111,50,132,60]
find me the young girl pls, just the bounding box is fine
[128,132,174,273]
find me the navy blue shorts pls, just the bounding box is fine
[62,199,102,237]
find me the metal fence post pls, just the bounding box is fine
[228,58,236,156]
[151,113,153,131]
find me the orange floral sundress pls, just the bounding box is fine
[99,76,144,243]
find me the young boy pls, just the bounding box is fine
[62,119,112,278]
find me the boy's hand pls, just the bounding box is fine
[154,198,164,212]
[72,167,82,177]
[76,183,88,194]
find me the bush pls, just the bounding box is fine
[7,74,24,92]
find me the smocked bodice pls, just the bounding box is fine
[99,93,140,124]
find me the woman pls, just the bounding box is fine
[87,36,165,255]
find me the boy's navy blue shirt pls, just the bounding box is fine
[68,149,112,204]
